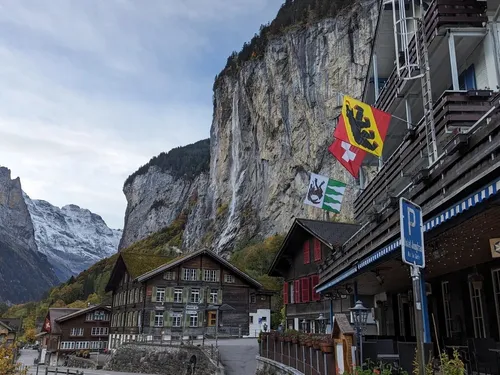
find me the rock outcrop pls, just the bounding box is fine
[120,0,379,254]
[0,167,59,303]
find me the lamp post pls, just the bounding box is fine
[349,300,369,367]
[316,314,327,334]
[301,319,307,333]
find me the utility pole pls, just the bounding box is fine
[411,266,426,375]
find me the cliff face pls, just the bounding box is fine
[0,167,59,303]
[120,0,379,254]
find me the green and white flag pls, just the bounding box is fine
[304,173,346,213]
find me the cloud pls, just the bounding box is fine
[0,0,282,229]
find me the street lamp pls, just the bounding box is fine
[349,300,369,367]
[316,314,327,334]
[301,319,307,333]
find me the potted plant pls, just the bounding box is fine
[319,337,334,353]
[312,336,320,350]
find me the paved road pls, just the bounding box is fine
[212,338,259,375]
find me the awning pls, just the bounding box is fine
[317,176,500,292]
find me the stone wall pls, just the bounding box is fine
[256,356,303,375]
[65,355,97,369]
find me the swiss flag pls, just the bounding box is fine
[329,116,366,178]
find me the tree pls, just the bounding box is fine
[23,328,36,343]
[51,300,66,308]
[0,345,28,375]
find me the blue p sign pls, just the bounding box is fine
[400,198,425,268]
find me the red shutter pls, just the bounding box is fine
[294,280,301,303]
[303,240,310,264]
[283,282,289,305]
[313,239,322,262]
[301,277,310,302]
[311,275,320,301]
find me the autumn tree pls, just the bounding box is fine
[0,345,28,375]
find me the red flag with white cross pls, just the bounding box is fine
[329,115,367,178]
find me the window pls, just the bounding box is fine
[156,287,166,302]
[184,268,197,281]
[139,288,144,302]
[172,313,182,327]
[204,269,218,282]
[441,281,453,337]
[189,314,198,327]
[174,288,183,303]
[191,288,200,303]
[294,280,301,303]
[283,282,289,305]
[313,239,321,262]
[208,311,217,326]
[310,275,320,301]
[469,278,486,338]
[250,294,256,304]
[250,316,254,324]
[303,240,310,264]
[224,274,234,283]
[70,328,84,337]
[290,282,294,304]
[301,277,310,302]
[459,64,476,90]
[164,271,175,280]
[210,289,218,304]
[492,269,500,338]
[91,327,109,336]
[154,312,164,327]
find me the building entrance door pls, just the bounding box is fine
[208,311,216,327]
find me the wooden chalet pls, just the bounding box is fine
[106,249,272,347]
[315,0,500,371]
[268,219,361,333]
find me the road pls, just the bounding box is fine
[213,338,259,375]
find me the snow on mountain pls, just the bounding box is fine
[24,193,122,282]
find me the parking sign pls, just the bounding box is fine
[400,198,425,268]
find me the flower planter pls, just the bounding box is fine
[320,343,334,353]
[292,338,298,344]
[284,337,292,342]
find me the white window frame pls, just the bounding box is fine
[210,289,218,304]
[189,314,198,327]
[174,288,183,303]
[156,287,166,302]
[91,327,109,336]
[224,274,234,283]
[204,269,217,282]
[190,289,200,303]
[70,328,84,337]
[468,278,486,338]
[492,268,500,339]
[184,268,197,281]
[172,315,182,327]
[154,312,164,327]
[164,271,174,280]
[441,281,453,337]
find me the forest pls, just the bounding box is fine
[216,0,352,85]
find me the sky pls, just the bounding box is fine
[0,0,282,229]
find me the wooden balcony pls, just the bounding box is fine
[374,0,487,113]
[320,91,499,281]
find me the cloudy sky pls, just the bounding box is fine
[0,0,282,229]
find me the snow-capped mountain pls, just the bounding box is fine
[24,193,122,282]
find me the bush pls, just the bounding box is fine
[0,345,28,375]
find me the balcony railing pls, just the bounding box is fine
[374,0,487,112]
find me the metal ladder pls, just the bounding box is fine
[418,6,438,165]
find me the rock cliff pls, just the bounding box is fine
[120,0,379,254]
[24,196,122,281]
[0,167,59,304]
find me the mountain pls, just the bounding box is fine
[0,167,59,304]
[119,0,379,254]
[24,195,122,282]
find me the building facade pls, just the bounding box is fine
[269,219,364,334]
[107,249,272,347]
[40,306,110,366]
[315,0,500,369]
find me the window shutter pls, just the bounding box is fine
[149,311,155,327]
[294,280,301,303]
[183,288,190,303]
[303,240,310,264]
[164,311,171,328]
[184,312,190,327]
[151,287,157,302]
[197,269,202,281]
[283,282,289,305]
[199,288,205,304]
[216,270,220,282]
[313,239,321,262]
[311,275,320,301]
[198,311,204,327]
[301,277,310,302]
[205,287,210,303]
[166,287,173,303]
[181,268,185,280]
[218,289,223,304]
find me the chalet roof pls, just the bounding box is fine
[333,313,354,335]
[137,248,263,289]
[0,318,21,332]
[105,252,174,292]
[0,320,14,332]
[268,218,360,277]
[55,304,111,323]
[44,308,81,335]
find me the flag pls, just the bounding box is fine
[328,139,366,179]
[304,173,347,214]
[334,95,391,157]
